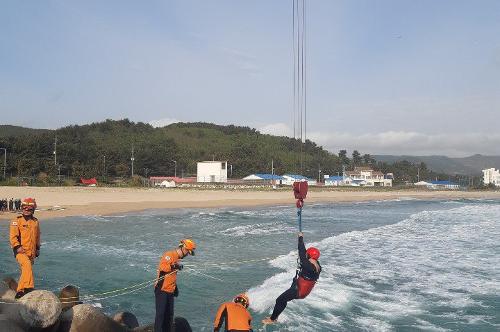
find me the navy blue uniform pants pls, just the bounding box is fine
[154,288,174,332]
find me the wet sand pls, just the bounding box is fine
[1,186,499,221]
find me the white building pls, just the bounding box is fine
[150,176,176,187]
[345,167,392,187]
[197,161,228,183]
[415,180,459,190]
[483,168,500,187]
[242,174,284,185]
[282,174,317,186]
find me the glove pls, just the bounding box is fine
[173,286,179,297]
[171,263,183,271]
[35,249,40,257]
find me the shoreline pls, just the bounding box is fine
[1,186,500,221]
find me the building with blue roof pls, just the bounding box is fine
[324,175,353,186]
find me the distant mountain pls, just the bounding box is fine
[374,154,500,175]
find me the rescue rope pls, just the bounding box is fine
[184,267,224,282]
[183,256,277,268]
[1,256,283,304]
[71,256,279,300]
[82,279,158,301]
[70,270,177,301]
[76,256,282,298]
[0,271,178,304]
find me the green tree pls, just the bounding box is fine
[352,150,362,166]
[115,163,130,178]
[338,150,350,166]
[363,154,375,165]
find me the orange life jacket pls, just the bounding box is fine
[213,302,252,331]
[155,249,180,293]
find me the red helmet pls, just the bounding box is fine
[21,197,37,210]
[234,293,249,308]
[306,247,320,260]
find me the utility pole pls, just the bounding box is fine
[131,145,135,177]
[103,155,106,179]
[417,168,420,182]
[318,164,322,183]
[0,148,6,180]
[271,159,274,176]
[172,160,177,177]
[53,136,57,165]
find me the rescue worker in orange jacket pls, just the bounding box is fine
[213,293,253,332]
[263,232,321,324]
[154,238,196,332]
[9,198,41,299]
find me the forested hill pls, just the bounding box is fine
[0,119,343,179]
[0,125,50,137]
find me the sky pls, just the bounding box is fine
[1,0,499,157]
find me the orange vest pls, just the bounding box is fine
[155,250,180,293]
[213,302,252,331]
[10,215,40,259]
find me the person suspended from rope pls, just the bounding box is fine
[213,293,253,332]
[262,232,321,325]
[9,197,40,299]
[154,238,196,332]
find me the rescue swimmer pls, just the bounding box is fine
[263,232,321,324]
[213,293,253,332]
[154,238,196,332]
[9,197,41,299]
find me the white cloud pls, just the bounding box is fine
[149,118,179,128]
[259,122,293,137]
[257,123,500,156]
[308,131,500,157]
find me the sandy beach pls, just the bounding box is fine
[1,186,500,221]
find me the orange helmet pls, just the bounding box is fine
[234,293,249,308]
[179,239,196,255]
[21,197,37,210]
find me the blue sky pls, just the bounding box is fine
[1,0,499,156]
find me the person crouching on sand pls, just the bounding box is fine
[9,198,41,299]
[262,232,321,324]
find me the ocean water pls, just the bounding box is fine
[1,199,499,331]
